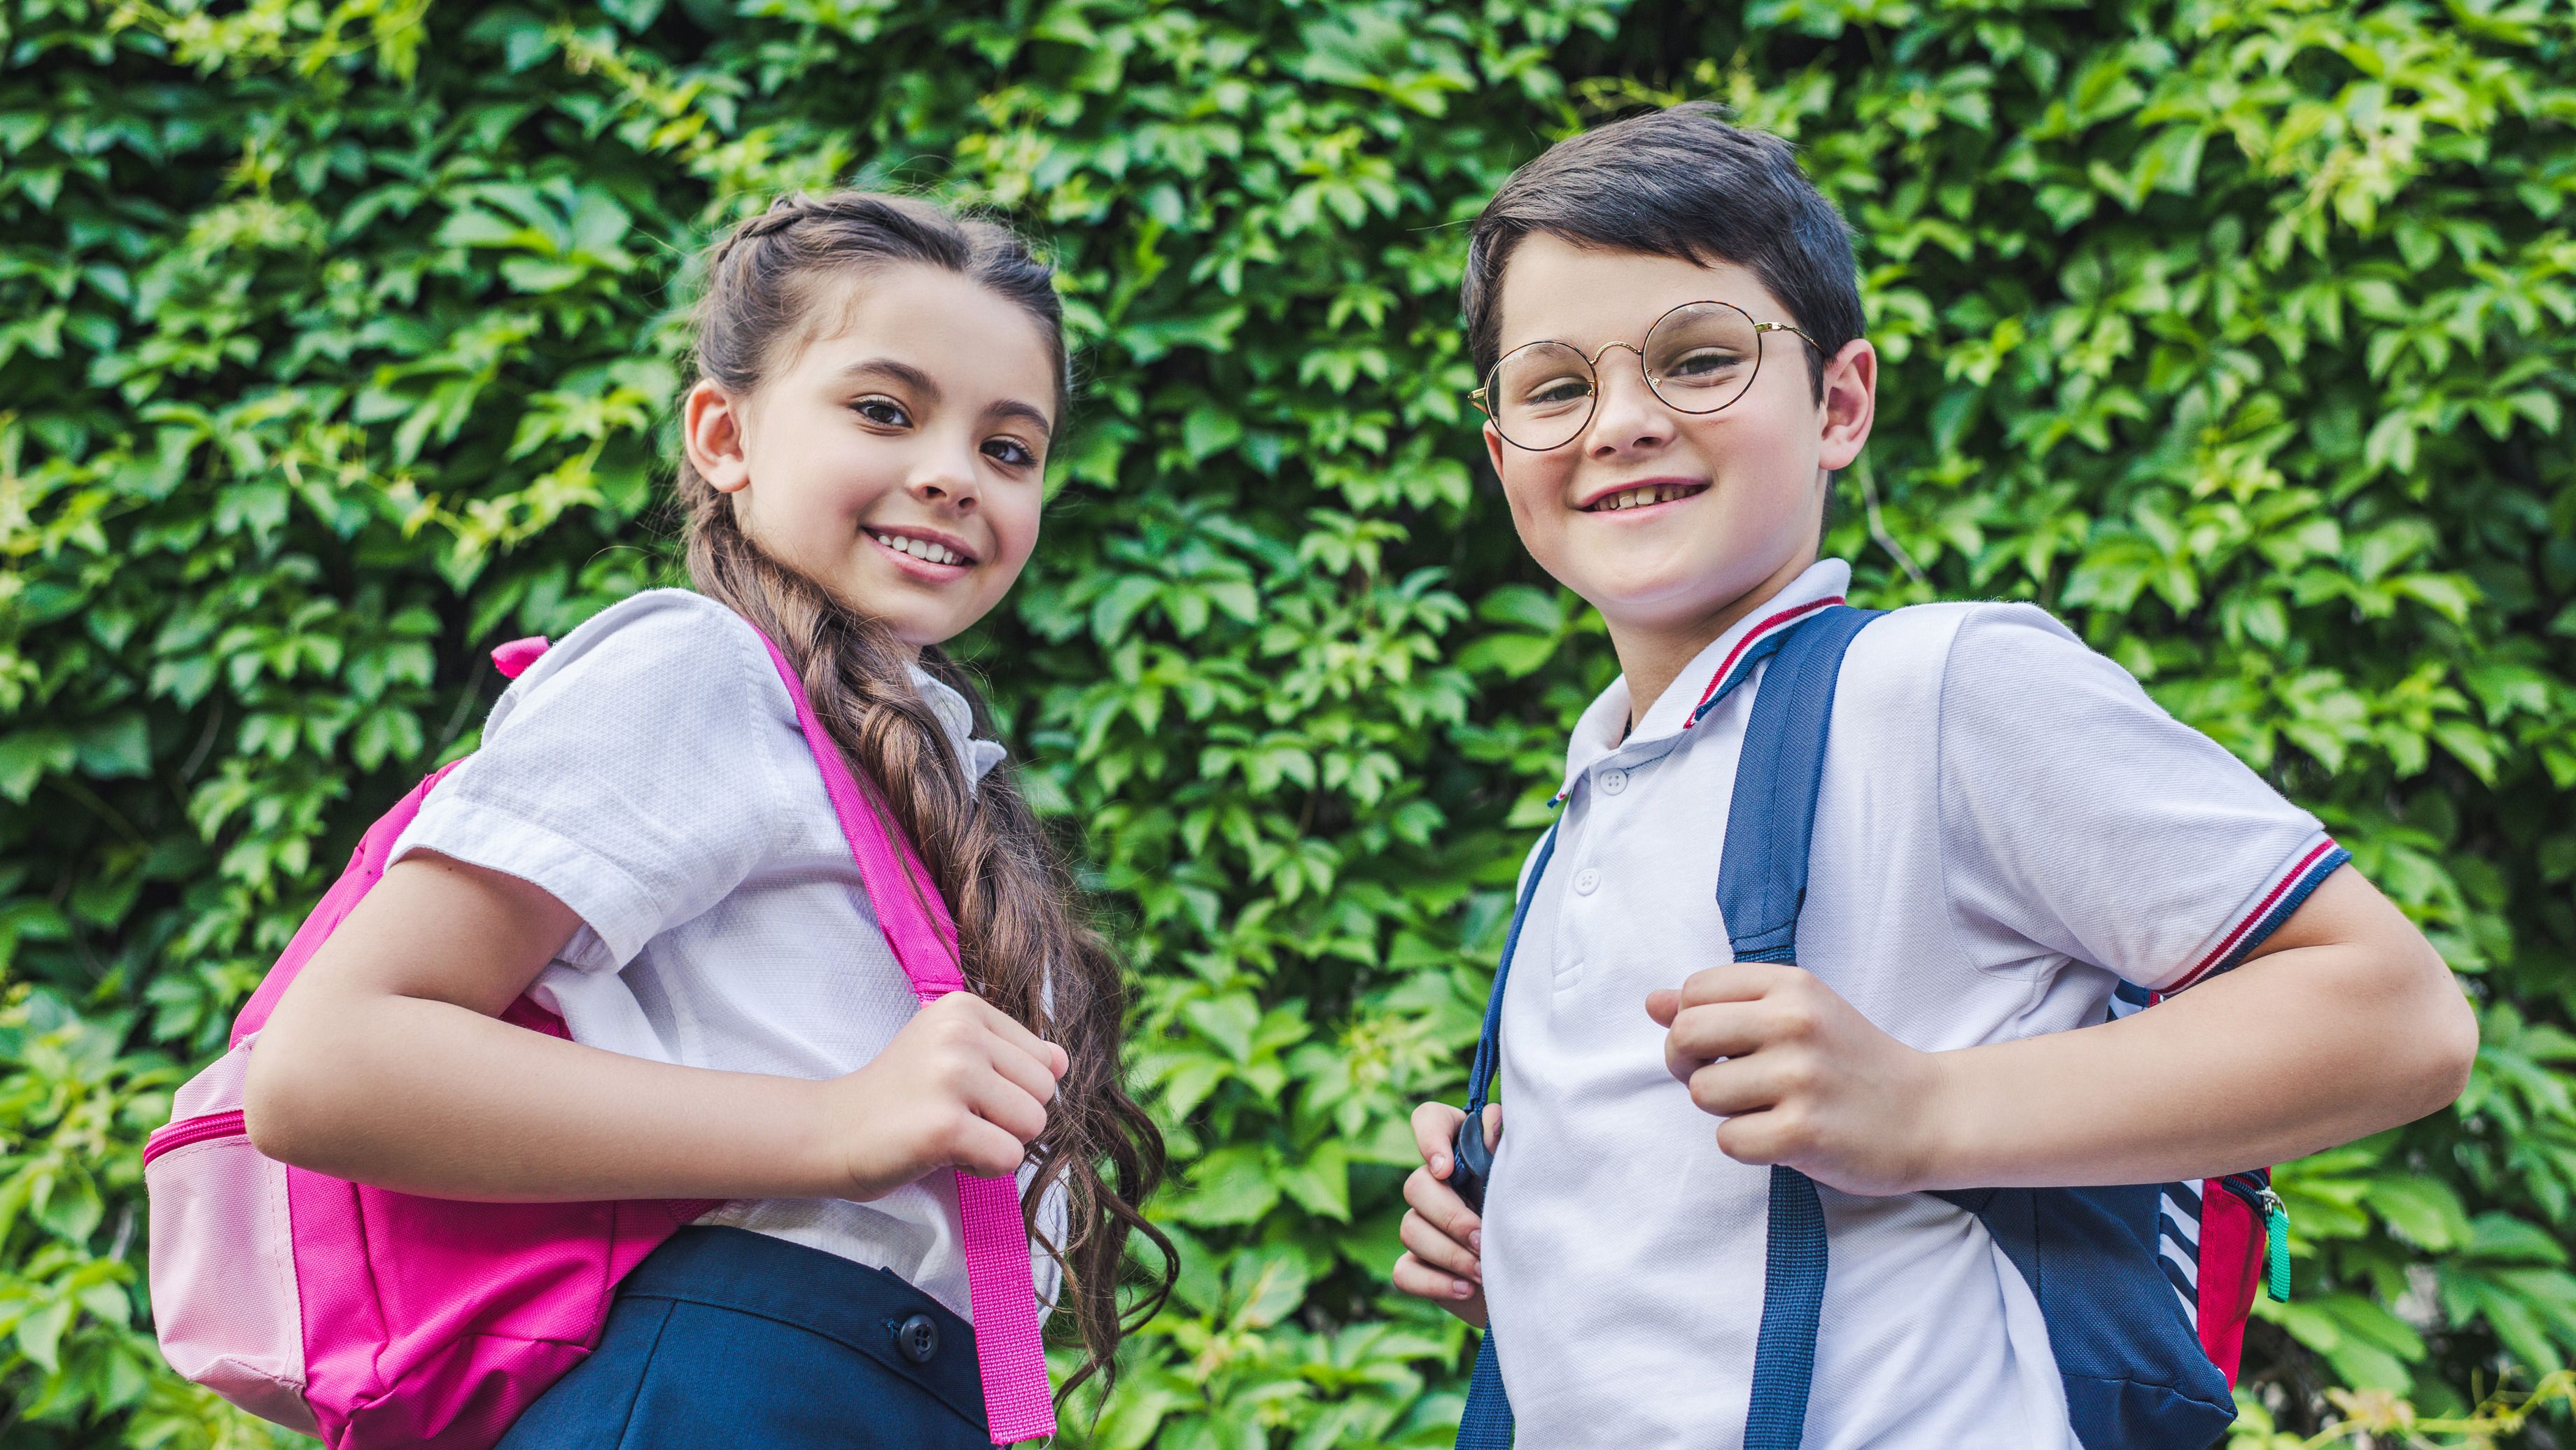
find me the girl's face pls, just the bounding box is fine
[682,263,1059,650]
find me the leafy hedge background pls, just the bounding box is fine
[4,0,2572,1443]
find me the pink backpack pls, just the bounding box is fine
[142,626,1057,1448]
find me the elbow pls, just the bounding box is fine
[2426,985,2479,1116]
[2400,951,2478,1124]
[242,1034,330,1170]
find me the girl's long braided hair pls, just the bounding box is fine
[677,190,1172,1397]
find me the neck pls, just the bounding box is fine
[1606,550,1820,732]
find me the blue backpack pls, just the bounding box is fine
[1448,605,2283,1450]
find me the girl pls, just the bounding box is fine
[242,192,1172,1447]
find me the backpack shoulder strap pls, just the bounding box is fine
[1717,604,1882,965]
[1718,603,1880,1450]
[749,629,967,1001]
[748,626,1054,1444]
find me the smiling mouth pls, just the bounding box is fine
[1583,482,1708,512]
[863,527,976,567]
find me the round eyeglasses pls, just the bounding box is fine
[1470,300,1820,452]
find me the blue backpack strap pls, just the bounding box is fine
[1448,824,1555,1449]
[1455,1329,1514,1449]
[1716,605,1880,1450]
[1452,823,1559,1213]
[1448,605,1875,1450]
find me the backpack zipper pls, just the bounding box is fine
[2213,1171,2290,1303]
[2258,1185,2291,1302]
[142,1109,247,1168]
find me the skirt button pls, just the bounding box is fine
[896,1312,939,1364]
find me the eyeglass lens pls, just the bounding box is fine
[1486,302,1765,451]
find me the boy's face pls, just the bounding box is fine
[1483,235,1875,649]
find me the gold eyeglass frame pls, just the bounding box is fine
[1469,299,1821,451]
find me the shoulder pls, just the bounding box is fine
[1836,600,2097,717]
[484,589,795,739]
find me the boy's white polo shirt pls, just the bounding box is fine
[1478,558,2342,1448]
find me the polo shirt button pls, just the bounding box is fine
[1573,867,1601,895]
[895,1312,939,1364]
[1600,768,1628,795]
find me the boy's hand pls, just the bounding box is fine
[1393,1101,1501,1327]
[1647,964,1943,1197]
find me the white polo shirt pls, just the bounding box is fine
[1478,558,2342,1448]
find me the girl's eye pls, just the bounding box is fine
[852,396,911,428]
[984,437,1038,469]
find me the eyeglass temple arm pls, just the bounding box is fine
[1756,321,1823,351]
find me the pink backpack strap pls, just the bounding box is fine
[752,629,1054,1446]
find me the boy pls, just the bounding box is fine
[1392,104,2474,1447]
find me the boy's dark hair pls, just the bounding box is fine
[1462,103,1864,396]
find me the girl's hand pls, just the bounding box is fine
[1393,1101,1501,1328]
[822,992,1068,1199]
[1646,964,1945,1197]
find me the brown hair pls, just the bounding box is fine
[1462,102,1862,398]
[676,190,1171,1398]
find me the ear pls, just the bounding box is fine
[1483,418,1509,485]
[1815,338,1877,474]
[682,379,752,494]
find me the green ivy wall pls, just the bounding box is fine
[2,0,2571,1444]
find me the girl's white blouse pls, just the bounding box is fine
[390,587,1062,1322]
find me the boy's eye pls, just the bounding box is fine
[983,437,1038,469]
[851,396,911,428]
[1661,347,1749,383]
[1522,376,1594,410]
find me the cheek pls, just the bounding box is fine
[1496,458,1564,535]
[986,488,1044,570]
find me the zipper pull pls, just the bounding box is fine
[2259,1186,2291,1302]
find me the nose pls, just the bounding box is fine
[909,436,981,514]
[1580,344,1675,460]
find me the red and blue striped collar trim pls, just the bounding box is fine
[1684,595,1847,728]
[2168,838,2351,991]
[1548,592,1848,805]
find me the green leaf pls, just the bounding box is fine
[0,729,75,803]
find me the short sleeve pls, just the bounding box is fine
[1936,605,2346,992]
[390,591,805,972]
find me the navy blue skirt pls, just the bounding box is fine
[497,1226,992,1449]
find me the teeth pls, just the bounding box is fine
[868,530,965,565]
[1592,484,1696,512]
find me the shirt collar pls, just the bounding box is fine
[909,663,1008,787]
[1558,558,1854,798]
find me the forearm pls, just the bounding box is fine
[1919,872,2474,1190]
[246,988,839,1204]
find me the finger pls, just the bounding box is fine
[945,993,1068,1082]
[1675,961,1800,1008]
[1411,1101,1466,1178]
[1646,987,1680,1027]
[1404,1164,1483,1244]
[1482,1102,1502,1151]
[962,1069,1052,1145]
[1399,1209,1483,1282]
[1686,1053,1809,1120]
[982,1031,1063,1106]
[1392,1251,1481,1304]
[1662,1001,1787,1078]
[1714,1104,1809,1169]
[947,1112,1032,1178]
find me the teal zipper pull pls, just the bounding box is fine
[2260,1185,2291,1302]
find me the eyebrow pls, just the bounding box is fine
[835,356,1055,441]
